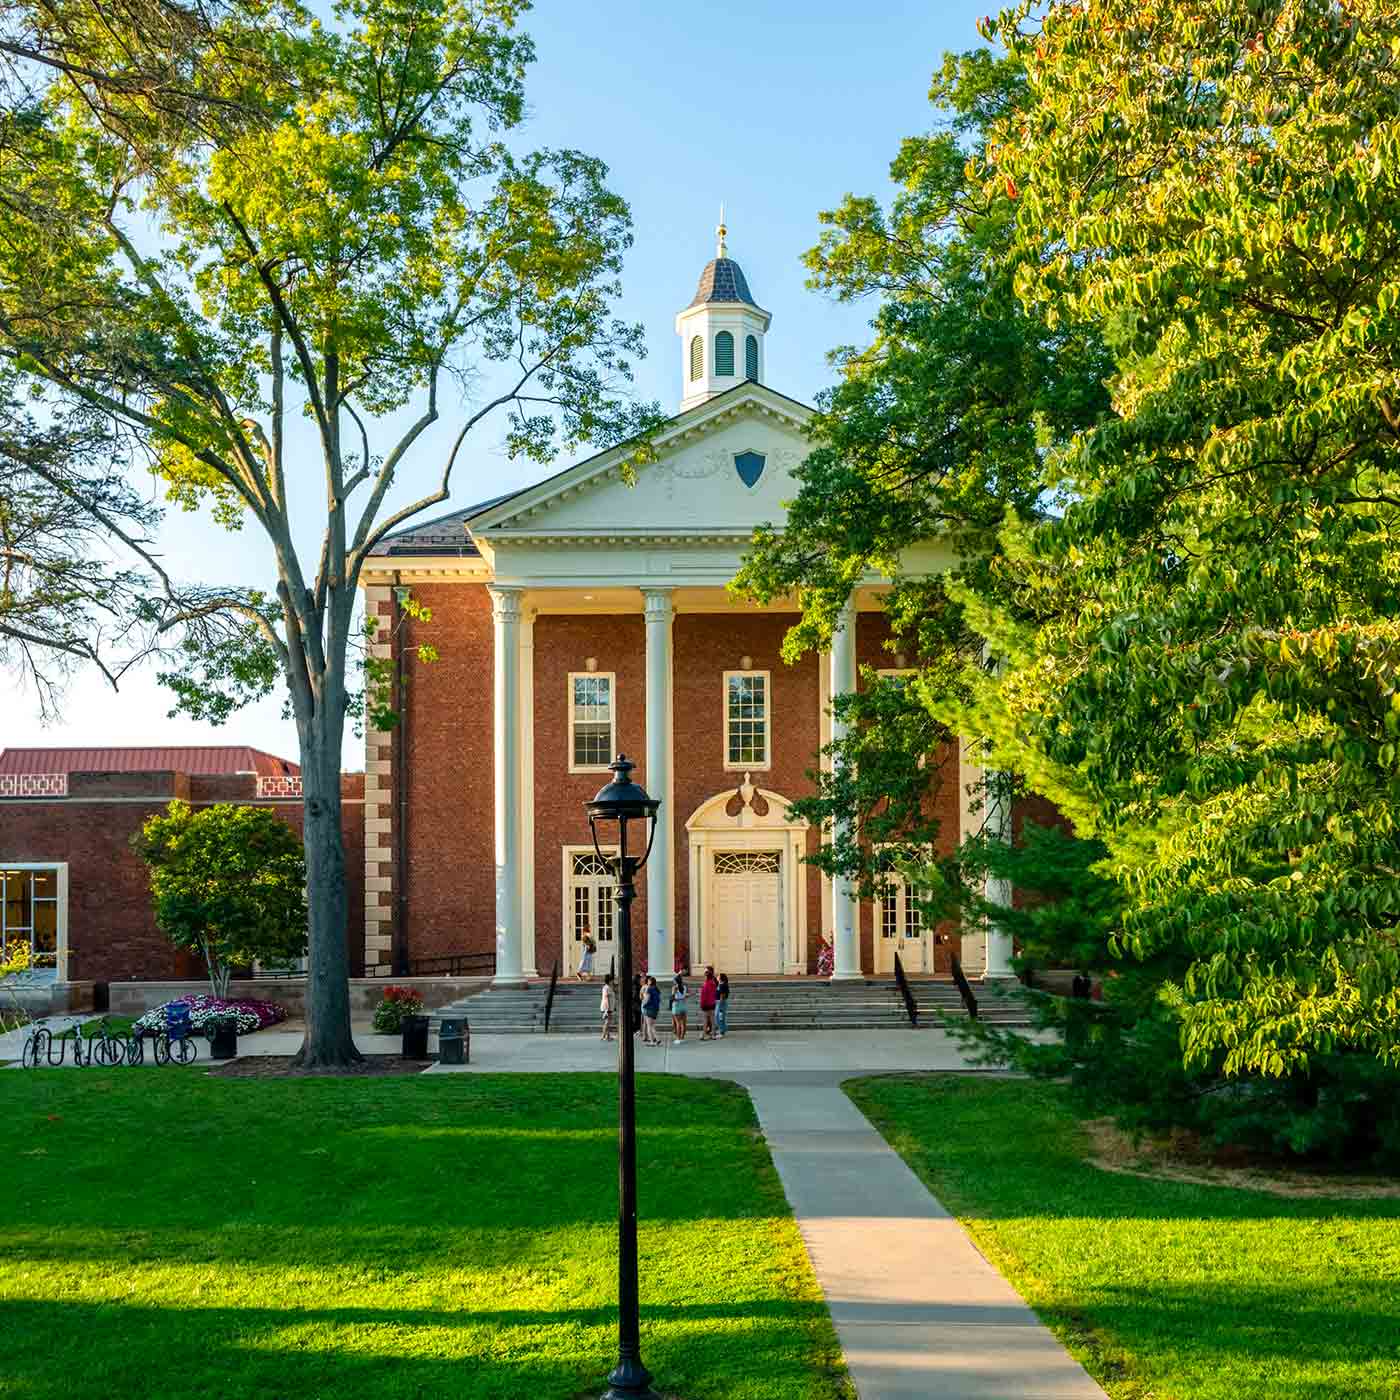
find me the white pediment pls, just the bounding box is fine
[467,383,813,542]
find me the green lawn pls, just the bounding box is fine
[3,1071,848,1400]
[847,1074,1400,1400]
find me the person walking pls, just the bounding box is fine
[716,972,730,1037]
[669,974,688,1042]
[600,973,615,1041]
[641,976,662,1046]
[578,925,596,981]
[699,966,719,1040]
[631,972,643,1037]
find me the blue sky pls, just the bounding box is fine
[4,0,989,766]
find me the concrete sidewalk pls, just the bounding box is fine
[746,1074,1107,1400]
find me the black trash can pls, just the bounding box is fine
[438,1016,468,1066]
[207,1018,238,1061]
[401,1013,430,1060]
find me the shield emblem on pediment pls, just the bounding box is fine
[734,450,766,488]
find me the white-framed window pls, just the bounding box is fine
[0,863,66,981]
[724,670,771,770]
[569,672,615,772]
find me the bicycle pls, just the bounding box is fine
[20,1022,50,1069]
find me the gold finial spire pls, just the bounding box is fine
[716,202,727,258]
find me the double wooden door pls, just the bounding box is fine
[711,850,782,975]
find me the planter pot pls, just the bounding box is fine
[208,1022,239,1061]
[401,1014,430,1059]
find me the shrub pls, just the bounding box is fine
[372,986,424,1034]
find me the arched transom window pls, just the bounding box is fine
[714,330,735,377]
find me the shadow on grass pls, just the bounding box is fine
[0,1297,847,1400]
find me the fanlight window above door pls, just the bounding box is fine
[714,851,781,875]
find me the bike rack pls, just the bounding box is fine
[20,1018,199,1069]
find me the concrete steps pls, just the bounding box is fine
[432,977,1032,1034]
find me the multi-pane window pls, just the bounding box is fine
[689,335,703,381]
[0,866,60,977]
[569,673,615,771]
[724,671,770,769]
[745,334,759,380]
[714,330,735,377]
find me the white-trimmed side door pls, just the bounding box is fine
[875,874,929,975]
[565,851,616,978]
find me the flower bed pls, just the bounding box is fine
[134,994,287,1037]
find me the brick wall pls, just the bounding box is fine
[393,582,496,965]
[0,771,366,983]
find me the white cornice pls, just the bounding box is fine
[490,530,754,546]
[359,556,491,585]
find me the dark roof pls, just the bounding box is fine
[688,257,757,308]
[0,746,299,776]
[368,502,499,557]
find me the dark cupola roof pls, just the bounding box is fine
[688,257,756,308]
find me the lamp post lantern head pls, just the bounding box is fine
[587,754,660,868]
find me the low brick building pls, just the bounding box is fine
[0,746,365,999]
[359,226,1019,986]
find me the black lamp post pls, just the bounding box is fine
[586,754,662,1400]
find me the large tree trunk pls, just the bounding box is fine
[292,711,362,1068]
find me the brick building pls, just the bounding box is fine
[0,746,365,994]
[361,223,1017,985]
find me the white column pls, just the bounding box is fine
[818,642,833,950]
[490,585,525,985]
[643,587,675,977]
[984,769,1015,978]
[520,607,537,977]
[829,597,861,979]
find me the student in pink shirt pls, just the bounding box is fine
[699,966,719,1040]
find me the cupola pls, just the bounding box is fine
[675,210,771,412]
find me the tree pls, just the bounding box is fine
[734,48,1109,890]
[132,799,307,997]
[966,0,1400,1086]
[0,376,164,715]
[0,0,660,1064]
